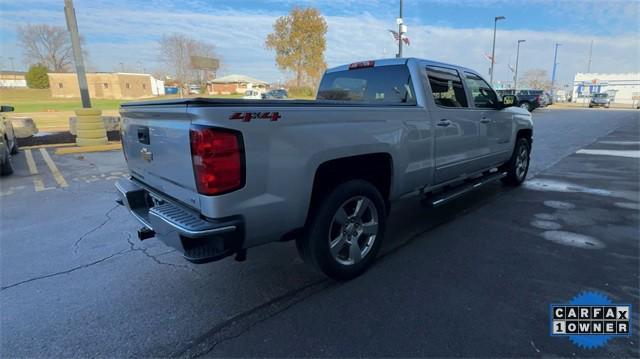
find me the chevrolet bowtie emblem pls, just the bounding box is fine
[140,147,153,162]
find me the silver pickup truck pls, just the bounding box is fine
[116,58,533,279]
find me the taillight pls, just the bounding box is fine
[536,95,541,104]
[190,127,244,195]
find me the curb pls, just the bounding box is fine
[55,142,122,155]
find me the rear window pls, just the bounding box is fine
[317,65,416,105]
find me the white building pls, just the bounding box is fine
[0,71,27,88]
[572,72,640,105]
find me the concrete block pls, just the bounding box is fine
[9,117,39,138]
[69,115,121,135]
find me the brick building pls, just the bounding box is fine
[47,72,164,99]
[0,71,27,88]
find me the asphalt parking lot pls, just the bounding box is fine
[1,108,639,357]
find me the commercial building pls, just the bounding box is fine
[207,74,268,95]
[572,72,640,105]
[0,71,27,88]
[47,72,165,99]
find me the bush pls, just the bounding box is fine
[287,86,315,99]
[26,64,50,89]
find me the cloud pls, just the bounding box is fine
[1,0,638,86]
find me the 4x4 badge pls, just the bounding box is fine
[229,112,281,122]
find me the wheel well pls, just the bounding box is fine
[307,153,392,223]
[517,128,533,142]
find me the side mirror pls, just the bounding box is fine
[501,95,516,108]
[0,105,15,113]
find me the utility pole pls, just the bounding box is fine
[396,0,405,58]
[490,16,506,85]
[551,43,562,99]
[514,39,525,91]
[587,40,593,73]
[64,0,91,108]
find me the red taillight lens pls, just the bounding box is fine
[190,127,244,195]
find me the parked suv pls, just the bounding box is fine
[116,58,533,279]
[589,93,611,108]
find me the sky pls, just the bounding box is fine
[0,0,639,86]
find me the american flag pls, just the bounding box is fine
[389,30,410,45]
[483,53,495,64]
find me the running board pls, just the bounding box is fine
[426,171,507,207]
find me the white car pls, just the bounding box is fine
[243,89,262,99]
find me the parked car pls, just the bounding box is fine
[262,89,288,100]
[188,84,201,95]
[116,58,532,280]
[497,89,544,112]
[1,105,18,176]
[589,93,611,108]
[243,89,263,99]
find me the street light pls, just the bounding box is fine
[490,15,506,86]
[551,43,562,99]
[396,0,405,58]
[514,40,525,91]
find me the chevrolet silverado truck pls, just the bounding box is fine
[116,58,533,280]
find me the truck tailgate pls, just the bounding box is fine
[120,106,201,210]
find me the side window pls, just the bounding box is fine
[425,66,468,108]
[464,72,499,108]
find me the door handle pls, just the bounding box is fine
[480,117,491,124]
[437,119,451,127]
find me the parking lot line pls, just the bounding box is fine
[25,149,47,192]
[24,149,38,175]
[39,148,69,188]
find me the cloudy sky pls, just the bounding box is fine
[1,0,638,86]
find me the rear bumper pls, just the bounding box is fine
[115,178,244,263]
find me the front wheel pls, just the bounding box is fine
[519,102,531,112]
[297,180,386,280]
[501,138,531,186]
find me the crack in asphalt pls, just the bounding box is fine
[124,233,202,276]
[72,204,120,253]
[0,248,130,291]
[176,278,331,358]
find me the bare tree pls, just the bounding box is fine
[17,24,75,72]
[159,33,216,90]
[521,69,552,90]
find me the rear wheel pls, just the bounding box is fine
[501,137,530,186]
[297,180,386,280]
[1,145,14,176]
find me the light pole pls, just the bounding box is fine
[514,39,525,91]
[551,43,562,99]
[490,16,505,86]
[396,0,406,58]
[64,0,91,108]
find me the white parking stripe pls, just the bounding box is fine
[24,149,38,175]
[576,149,640,158]
[39,148,69,187]
[597,141,640,145]
[25,149,47,192]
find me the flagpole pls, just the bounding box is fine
[397,0,403,58]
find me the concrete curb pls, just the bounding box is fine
[54,142,122,155]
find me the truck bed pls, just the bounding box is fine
[121,97,416,108]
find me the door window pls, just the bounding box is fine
[425,66,468,108]
[464,72,499,108]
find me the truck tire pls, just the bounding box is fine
[501,137,530,186]
[1,145,14,176]
[297,179,386,280]
[10,138,18,155]
[519,102,531,112]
